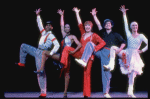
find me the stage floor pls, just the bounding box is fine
[4,91,148,98]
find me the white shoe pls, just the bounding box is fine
[103,64,114,71]
[75,58,87,67]
[103,65,110,70]
[128,92,136,98]
[104,93,111,98]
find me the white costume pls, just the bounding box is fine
[104,13,148,97]
[119,15,148,75]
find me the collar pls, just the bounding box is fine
[105,30,113,35]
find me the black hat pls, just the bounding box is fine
[103,19,114,28]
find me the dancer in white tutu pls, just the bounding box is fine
[103,5,148,98]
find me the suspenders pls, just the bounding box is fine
[44,33,50,43]
[44,32,56,44]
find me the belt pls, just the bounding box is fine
[104,47,110,58]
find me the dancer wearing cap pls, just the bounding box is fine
[15,8,60,98]
[103,5,148,98]
[35,9,82,98]
[77,8,126,98]
[60,7,106,98]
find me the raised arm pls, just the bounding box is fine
[35,8,46,35]
[90,8,103,31]
[72,7,82,25]
[119,5,131,37]
[73,7,85,35]
[57,9,66,38]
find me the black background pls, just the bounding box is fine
[5,1,148,93]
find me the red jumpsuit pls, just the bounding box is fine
[60,23,106,97]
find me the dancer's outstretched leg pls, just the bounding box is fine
[16,43,37,67]
[75,42,95,67]
[103,46,120,71]
[35,51,60,73]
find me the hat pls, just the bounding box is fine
[46,21,52,25]
[103,19,114,27]
[46,21,53,30]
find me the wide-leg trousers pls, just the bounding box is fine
[19,43,47,94]
[94,47,112,94]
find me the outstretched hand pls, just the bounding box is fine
[72,7,80,13]
[35,8,42,15]
[119,5,129,15]
[90,8,98,16]
[57,9,64,16]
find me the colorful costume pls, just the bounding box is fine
[79,30,126,94]
[19,15,60,95]
[60,23,106,97]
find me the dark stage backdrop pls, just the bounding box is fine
[6,1,148,93]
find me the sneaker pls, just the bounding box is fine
[103,64,114,71]
[75,59,87,67]
[104,93,111,98]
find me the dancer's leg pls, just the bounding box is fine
[104,46,125,71]
[60,46,82,66]
[95,48,112,97]
[35,50,47,95]
[63,72,70,98]
[75,42,95,67]
[127,71,137,97]
[83,60,93,97]
[37,51,60,72]
[19,43,37,66]
[81,42,95,63]
[103,46,119,71]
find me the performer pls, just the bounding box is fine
[16,8,60,98]
[35,9,82,98]
[78,8,126,98]
[104,5,148,98]
[60,7,106,98]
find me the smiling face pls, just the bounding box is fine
[45,24,53,32]
[84,24,92,32]
[84,21,93,33]
[64,24,71,33]
[104,21,113,30]
[130,21,138,32]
